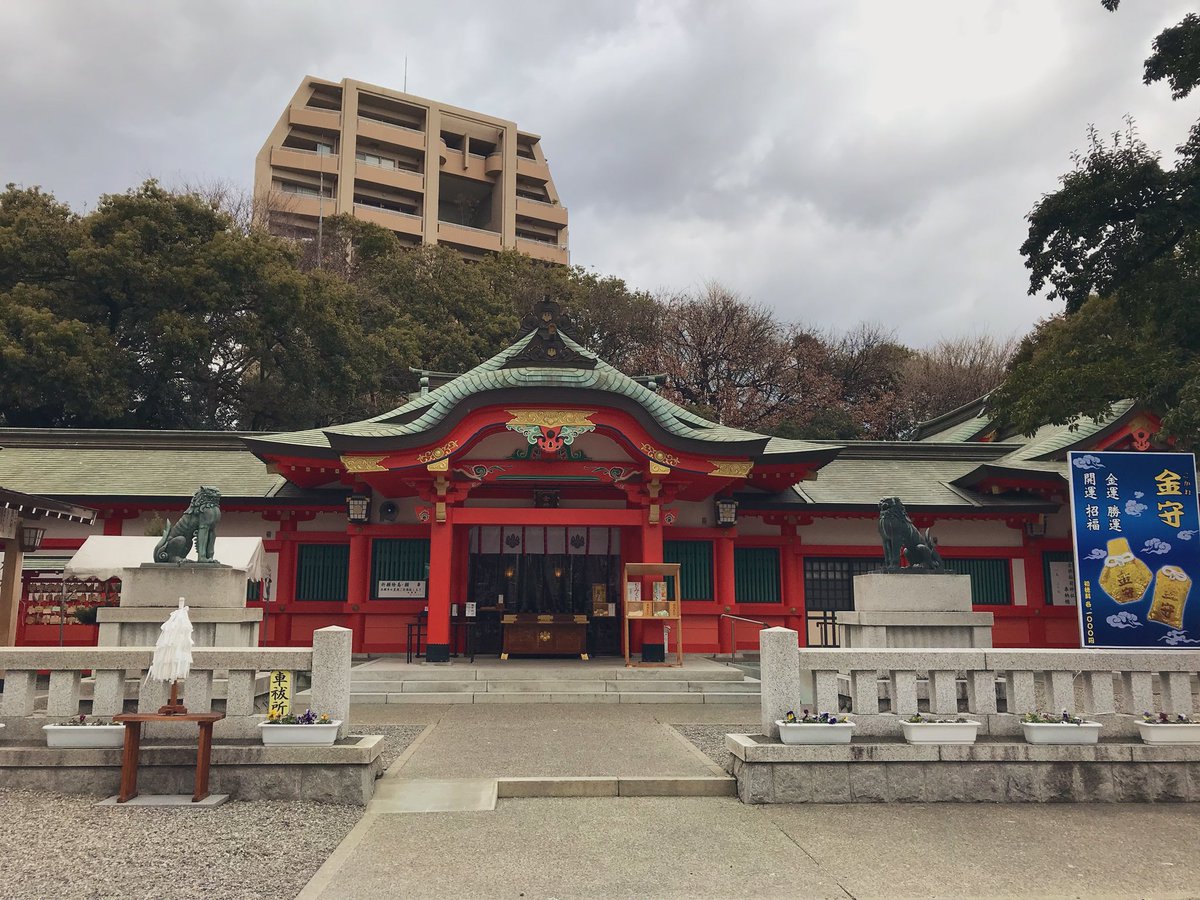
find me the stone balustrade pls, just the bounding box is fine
[759,627,1200,741]
[0,625,352,742]
[732,627,1200,803]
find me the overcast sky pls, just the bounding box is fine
[1,1,1195,345]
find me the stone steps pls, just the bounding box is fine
[338,690,757,704]
[346,678,760,694]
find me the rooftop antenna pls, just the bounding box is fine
[404,57,408,93]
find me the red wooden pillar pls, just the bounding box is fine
[275,520,298,645]
[640,508,665,659]
[347,528,370,652]
[715,532,737,654]
[102,515,124,536]
[1022,534,1047,648]
[781,525,806,646]
[426,511,454,662]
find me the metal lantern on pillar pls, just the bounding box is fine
[715,497,738,528]
[346,493,371,524]
[19,525,46,553]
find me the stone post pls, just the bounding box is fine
[312,625,352,738]
[759,626,800,742]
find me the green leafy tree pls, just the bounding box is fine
[990,6,1200,444]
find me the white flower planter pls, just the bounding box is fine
[776,720,856,745]
[258,721,341,746]
[43,724,125,749]
[1136,721,1200,744]
[900,719,981,745]
[1021,721,1102,745]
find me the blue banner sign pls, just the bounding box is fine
[1068,451,1200,649]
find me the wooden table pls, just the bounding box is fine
[113,712,225,803]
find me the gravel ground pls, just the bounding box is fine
[0,790,362,900]
[348,723,425,770]
[671,723,750,773]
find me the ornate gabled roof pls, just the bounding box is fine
[246,328,838,464]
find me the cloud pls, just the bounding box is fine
[1106,611,1142,629]
[1085,548,1107,560]
[1179,530,1197,541]
[1073,455,1105,471]
[1135,492,1145,499]
[0,1,1195,344]
[1144,538,1172,555]
[1126,499,1148,517]
[1159,630,1200,646]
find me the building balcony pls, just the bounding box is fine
[485,152,504,176]
[354,162,425,193]
[354,203,424,236]
[270,193,330,218]
[270,146,340,175]
[438,221,502,252]
[516,156,551,182]
[516,236,569,264]
[356,116,426,151]
[516,196,568,226]
[438,147,493,181]
[289,106,341,132]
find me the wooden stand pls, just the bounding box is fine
[622,562,684,668]
[113,712,224,803]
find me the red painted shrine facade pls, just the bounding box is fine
[6,309,1169,655]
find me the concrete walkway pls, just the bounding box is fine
[371,702,749,779]
[300,798,1200,899]
[298,703,1200,898]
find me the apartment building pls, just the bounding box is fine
[254,76,568,263]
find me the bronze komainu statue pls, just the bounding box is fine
[878,497,943,570]
[154,486,222,564]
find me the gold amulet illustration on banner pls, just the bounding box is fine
[1098,538,1152,604]
[1148,565,1191,629]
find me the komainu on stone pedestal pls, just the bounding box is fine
[877,496,944,572]
[153,486,222,564]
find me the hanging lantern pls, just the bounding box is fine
[19,525,46,553]
[715,497,738,528]
[345,493,371,524]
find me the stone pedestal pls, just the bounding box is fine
[836,573,993,649]
[97,562,262,648]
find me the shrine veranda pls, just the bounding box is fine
[0,314,1168,657]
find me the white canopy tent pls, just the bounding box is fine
[65,536,267,583]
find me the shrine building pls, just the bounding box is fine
[0,303,1166,656]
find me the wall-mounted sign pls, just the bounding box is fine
[0,508,18,541]
[377,580,426,598]
[1068,451,1200,649]
[466,602,477,617]
[1048,560,1077,606]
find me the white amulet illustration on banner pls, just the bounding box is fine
[1097,538,1152,604]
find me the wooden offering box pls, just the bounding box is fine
[501,613,589,659]
[622,562,684,667]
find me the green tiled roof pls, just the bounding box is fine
[1002,400,1136,461]
[919,414,994,443]
[0,447,284,498]
[792,455,1043,509]
[253,330,834,458]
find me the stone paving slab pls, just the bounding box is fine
[301,797,1200,899]
[369,778,497,813]
[95,793,230,807]
[393,704,721,779]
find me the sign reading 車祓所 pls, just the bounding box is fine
[1068,451,1200,649]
